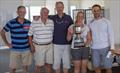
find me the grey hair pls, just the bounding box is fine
[40,7,49,14]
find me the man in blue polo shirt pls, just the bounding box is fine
[0,6,32,73]
[49,1,73,73]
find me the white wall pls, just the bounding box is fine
[0,0,22,28]
[23,0,45,6]
[104,0,120,44]
[70,0,104,9]
[0,0,22,47]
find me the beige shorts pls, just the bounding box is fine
[34,43,53,66]
[9,50,32,69]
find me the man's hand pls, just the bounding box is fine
[30,45,35,54]
[7,43,12,48]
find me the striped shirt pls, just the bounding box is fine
[89,18,115,49]
[3,17,31,51]
[28,18,54,44]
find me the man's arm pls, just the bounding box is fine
[28,22,35,53]
[28,36,35,54]
[85,30,92,47]
[107,21,115,50]
[0,29,12,48]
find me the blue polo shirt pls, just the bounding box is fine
[3,17,31,52]
[49,13,73,44]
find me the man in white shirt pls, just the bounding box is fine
[89,4,115,73]
[28,7,54,73]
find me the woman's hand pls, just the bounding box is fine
[68,27,74,35]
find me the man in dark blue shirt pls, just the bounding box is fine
[0,6,32,73]
[49,1,73,73]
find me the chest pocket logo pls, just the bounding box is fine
[23,26,30,31]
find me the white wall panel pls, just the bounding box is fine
[105,0,120,44]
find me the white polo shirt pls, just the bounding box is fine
[28,18,54,44]
[89,18,114,49]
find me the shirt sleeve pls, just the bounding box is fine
[69,16,74,25]
[3,22,11,32]
[51,20,54,33]
[107,20,115,49]
[28,23,34,36]
[48,15,54,20]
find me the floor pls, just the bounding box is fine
[0,49,120,73]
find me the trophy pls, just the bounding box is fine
[73,26,85,48]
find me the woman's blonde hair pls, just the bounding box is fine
[75,11,84,23]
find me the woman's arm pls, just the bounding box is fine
[85,30,92,47]
[67,27,74,42]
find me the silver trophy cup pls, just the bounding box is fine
[74,26,84,48]
[75,26,82,34]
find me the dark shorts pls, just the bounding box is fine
[71,47,90,60]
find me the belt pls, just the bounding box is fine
[33,42,52,45]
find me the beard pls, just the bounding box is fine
[94,14,101,19]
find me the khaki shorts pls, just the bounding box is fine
[34,43,53,66]
[9,50,32,69]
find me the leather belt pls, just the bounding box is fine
[33,42,52,45]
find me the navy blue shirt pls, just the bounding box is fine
[49,13,73,44]
[3,17,31,52]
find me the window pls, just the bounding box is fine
[30,6,41,21]
[70,6,76,19]
[25,6,42,21]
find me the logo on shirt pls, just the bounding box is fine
[23,26,30,29]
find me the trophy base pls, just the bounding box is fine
[74,42,85,48]
[74,46,85,48]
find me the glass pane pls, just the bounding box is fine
[70,6,76,19]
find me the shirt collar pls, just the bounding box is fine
[56,13,66,19]
[39,18,49,24]
[15,16,26,24]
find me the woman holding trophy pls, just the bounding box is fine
[67,11,92,73]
